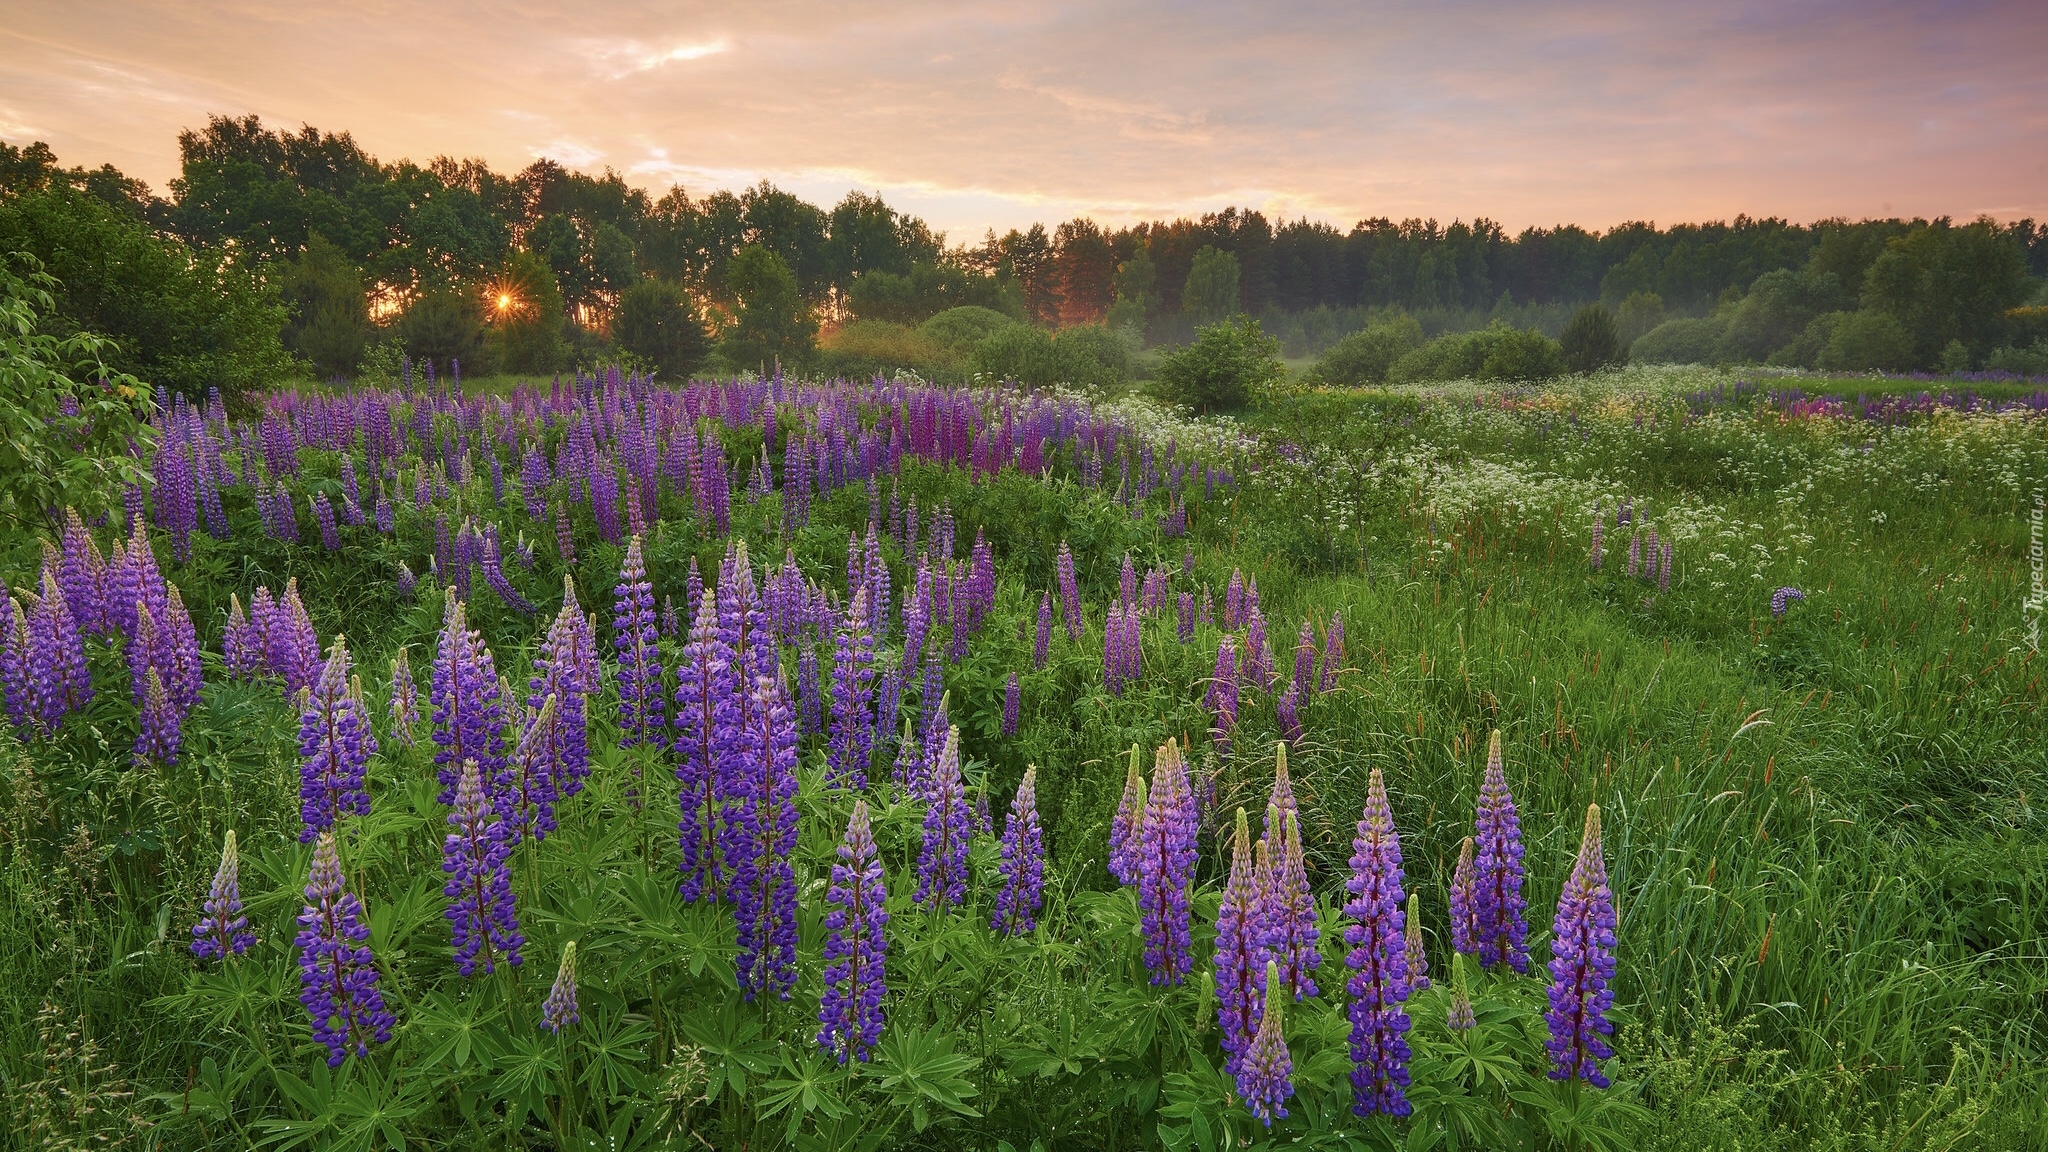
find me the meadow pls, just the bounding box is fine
[1,361,2043,1150]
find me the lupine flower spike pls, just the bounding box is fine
[1343,765,1414,1117]
[1215,808,1267,1078]
[819,800,889,1063]
[1241,961,1294,1128]
[1473,731,1529,973]
[296,833,394,1066]
[915,726,972,911]
[542,941,580,1034]
[1446,953,1477,1031]
[443,759,524,976]
[1136,739,1198,984]
[612,536,663,747]
[388,647,419,745]
[298,636,377,842]
[191,830,255,959]
[1546,803,1618,1087]
[1268,807,1319,999]
[993,766,1044,935]
[1107,745,1145,886]
[1405,892,1429,990]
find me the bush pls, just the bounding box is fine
[396,288,485,377]
[486,248,568,375]
[1631,316,1730,364]
[1614,292,1667,347]
[1816,310,1914,372]
[969,324,1130,389]
[614,278,711,380]
[1478,326,1566,382]
[279,234,372,379]
[918,306,1021,356]
[816,319,956,381]
[1051,325,1136,388]
[1150,318,1281,412]
[1312,314,1423,386]
[1559,304,1626,374]
[0,184,291,404]
[719,246,817,375]
[1984,340,2048,376]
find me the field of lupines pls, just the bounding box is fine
[1,363,2044,1150]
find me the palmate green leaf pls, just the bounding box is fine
[1006,993,1108,1079]
[757,1047,856,1144]
[864,1025,981,1132]
[1509,1079,1652,1152]
[576,1004,655,1101]
[678,999,778,1102]
[485,1028,564,1126]
[409,988,503,1073]
[259,1061,428,1152]
[144,1054,264,1128]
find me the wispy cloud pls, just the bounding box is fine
[573,36,732,80]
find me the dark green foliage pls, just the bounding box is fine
[395,288,484,376]
[719,246,817,374]
[1560,304,1628,374]
[613,278,710,380]
[917,305,1021,355]
[1814,310,1916,372]
[968,323,1131,389]
[1312,313,1425,386]
[278,234,373,379]
[1151,318,1281,410]
[1180,245,1242,325]
[1860,219,2034,364]
[0,183,291,404]
[1387,323,1565,384]
[1614,292,1668,347]
[486,249,568,375]
[1632,316,1730,365]
[846,262,1024,324]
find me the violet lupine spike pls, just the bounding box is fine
[296,832,394,1066]
[27,567,91,731]
[533,582,594,800]
[1034,593,1052,669]
[506,695,562,841]
[915,725,972,911]
[1277,681,1302,745]
[612,536,665,748]
[298,636,377,843]
[1119,552,1138,608]
[1546,803,1618,1088]
[1473,730,1529,973]
[0,596,27,730]
[993,766,1044,935]
[827,590,877,789]
[796,646,823,737]
[388,646,419,746]
[1267,743,1299,834]
[1244,606,1272,689]
[1590,514,1604,571]
[1214,808,1268,1078]
[1056,541,1083,640]
[1001,673,1020,737]
[732,673,800,1001]
[1176,592,1195,644]
[1207,637,1240,753]
[1292,620,1317,701]
[1103,602,1127,696]
[542,941,580,1034]
[1771,587,1805,618]
[271,579,320,695]
[1224,569,1246,630]
[1240,962,1294,1128]
[58,508,105,637]
[818,799,889,1063]
[1449,836,1479,957]
[223,594,263,681]
[1319,613,1345,694]
[1405,892,1429,990]
[136,666,182,767]
[1267,807,1320,1000]
[429,597,508,806]
[191,829,255,959]
[1343,765,1414,1118]
[1446,953,1477,1031]
[674,593,732,903]
[1136,739,1198,985]
[1107,746,1146,887]
[442,758,524,976]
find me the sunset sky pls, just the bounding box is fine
[4,1,2044,239]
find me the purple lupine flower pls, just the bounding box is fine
[1208,637,1240,752]
[542,941,580,1034]
[191,829,255,959]
[1244,605,1272,689]
[443,758,524,976]
[223,594,263,680]
[731,673,799,1001]
[270,579,321,696]
[1267,806,1320,1000]
[396,562,416,599]
[1103,602,1127,696]
[1001,673,1020,737]
[1056,541,1083,640]
[674,593,732,902]
[298,636,377,842]
[1546,803,1618,1087]
[915,725,972,911]
[1771,586,1805,617]
[1107,747,1146,886]
[827,590,877,788]
[1659,542,1673,592]
[26,567,91,731]
[796,646,823,737]
[1119,552,1137,608]
[1292,620,1317,701]
[819,799,889,1063]
[1450,836,1478,956]
[0,596,27,730]
[296,832,394,1066]
[312,492,340,550]
[506,694,562,841]
[1343,765,1414,1117]
[1177,592,1195,643]
[136,666,183,766]
[993,766,1044,935]
[1136,739,1198,985]
[1224,569,1246,630]
[1589,513,1604,571]
[1626,532,1641,579]
[1473,730,1528,973]
[1215,808,1268,1077]
[388,646,419,746]
[1034,592,1052,669]
[1319,613,1345,694]
[429,597,508,805]
[1405,893,1429,991]
[890,715,922,797]
[58,509,106,638]
[1446,954,1477,1030]
[158,585,203,714]
[1277,680,1302,744]
[1240,962,1294,1128]
[534,582,594,801]
[1268,741,1299,832]
[612,536,664,748]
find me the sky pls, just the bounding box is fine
[4,1,2045,240]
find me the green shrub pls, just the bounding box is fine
[1984,339,2048,376]
[1816,309,1914,372]
[918,306,1021,356]
[485,248,568,375]
[718,245,817,375]
[1615,291,1667,346]
[816,319,957,381]
[1559,304,1626,374]
[1312,314,1423,386]
[1149,318,1281,411]
[1478,326,1566,382]
[279,233,372,379]
[614,278,711,380]
[1632,316,1730,364]
[968,324,1129,389]
[396,288,485,377]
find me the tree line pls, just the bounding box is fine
[2,115,2045,398]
